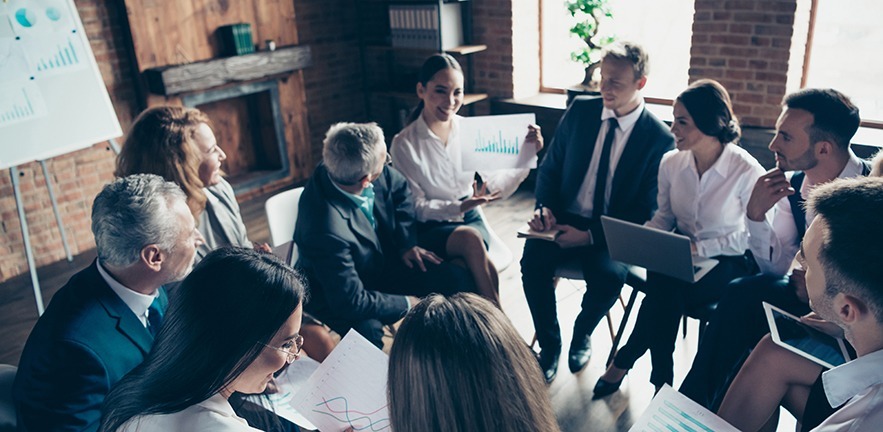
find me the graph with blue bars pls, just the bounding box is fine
[35,37,80,72]
[0,86,42,126]
[473,130,521,155]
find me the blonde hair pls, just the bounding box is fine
[388,293,560,432]
[116,106,212,218]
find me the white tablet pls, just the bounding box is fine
[763,302,853,369]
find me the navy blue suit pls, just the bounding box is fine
[13,261,167,432]
[522,96,674,352]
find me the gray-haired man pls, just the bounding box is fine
[14,174,204,431]
[295,122,477,347]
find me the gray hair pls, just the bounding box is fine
[92,174,188,267]
[602,41,650,80]
[322,122,385,185]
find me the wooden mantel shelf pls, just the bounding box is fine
[144,45,313,96]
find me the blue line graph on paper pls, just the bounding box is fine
[312,396,390,431]
[0,82,48,127]
[473,129,521,155]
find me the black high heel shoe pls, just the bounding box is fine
[592,375,625,399]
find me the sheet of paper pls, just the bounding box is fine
[254,356,320,431]
[460,113,538,171]
[292,331,390,431]
[629,385,740,432]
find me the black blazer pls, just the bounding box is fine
[13,261,168,432]
[294,164,414,324]
[535,96,675,243]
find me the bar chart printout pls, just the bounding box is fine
[292,331,391,431]
[629,385,740,432]
[0,82,48,128]
[460,113,538,171]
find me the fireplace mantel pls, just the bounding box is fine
[143,45,312,96]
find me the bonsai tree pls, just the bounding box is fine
[567,0,615,89]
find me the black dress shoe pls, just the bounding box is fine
[537,348,560,383]
[592,376,625,399]
[568,336,592,373]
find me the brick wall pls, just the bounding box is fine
[473,0,515,102]
[0,0,139,282]
[295,0,368,166]
[689,0,798,127]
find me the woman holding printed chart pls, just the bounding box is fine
[593,80,768,398]
[99,248,306,432]
[391,54,543,305]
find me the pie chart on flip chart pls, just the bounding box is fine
[15,9,38,28]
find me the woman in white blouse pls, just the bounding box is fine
[391,54,543,304]
[593,79,768,397]
[99,248,305,432]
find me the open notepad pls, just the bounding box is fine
[516,224,562,241]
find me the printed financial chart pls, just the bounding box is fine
[472,130,521,155]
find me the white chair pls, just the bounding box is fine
[475,206,513,272]
[0,364,17,432]
[264,187,304,263]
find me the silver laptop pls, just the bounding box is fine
[600,216,718,283]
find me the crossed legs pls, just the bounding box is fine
[446,226,499,305]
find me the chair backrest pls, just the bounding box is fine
[264,187,304,247]
[0,364,17,432]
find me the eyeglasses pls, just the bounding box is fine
[260,334,304,363]
[385,152,392,165]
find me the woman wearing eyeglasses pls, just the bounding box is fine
[99,248,306,432]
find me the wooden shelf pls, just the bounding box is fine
[366,44,487,56]
[373,91,488,106]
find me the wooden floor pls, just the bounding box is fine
[0,185,796,431]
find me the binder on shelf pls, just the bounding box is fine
[218,23,255,56]
[389,3,463,50]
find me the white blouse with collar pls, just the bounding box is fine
[118,393,261,432]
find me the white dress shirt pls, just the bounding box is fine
[568,100,645,218]
[747,151,866,275]
[391,114,529,222]
[97,261,158,328]
[646,144,767,258]
[812,349,883,431]
[118,393,260,432]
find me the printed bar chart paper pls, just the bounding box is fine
[460,113,538,171]
[292,331,390,431]
[629,385,740,432]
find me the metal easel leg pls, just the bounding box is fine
[10,167,45,315]
[39,160,72,262]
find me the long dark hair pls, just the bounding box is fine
[388,293,560,431]
[99,248,306,431]
[405,53,463,125]
[678,79,741,144]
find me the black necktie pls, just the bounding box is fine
[593,118,619,217]
[146,299,164,337]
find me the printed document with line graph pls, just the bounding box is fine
[292,331,390,431]
[460,113,538,171]
[629,385,739,432]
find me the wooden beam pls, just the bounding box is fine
[144,45,312,95]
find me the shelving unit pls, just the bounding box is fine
[356,0,485,139]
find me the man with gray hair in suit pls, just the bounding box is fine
[14,174,204,431]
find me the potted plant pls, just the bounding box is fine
[566,0,615,102]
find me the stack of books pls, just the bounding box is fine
[389,3,463,51]
[218,23,255,56]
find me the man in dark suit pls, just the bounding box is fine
[295,122,476,348]
[522,42,675,382]
[13,174,203,432]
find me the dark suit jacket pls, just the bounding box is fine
[294,164,413,324]
[535,96,675,243]
[13,261,168,432]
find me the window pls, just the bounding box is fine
[540,0,695,101]
[803,0,883,123]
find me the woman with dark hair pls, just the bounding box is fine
[116,106,335,361]
[388,293,560,431]
[99,248,306,431]
[390,54,543,305]
[593,79,768,397]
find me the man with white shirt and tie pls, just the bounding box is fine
[521,41,674,383]
[14,174,203,432]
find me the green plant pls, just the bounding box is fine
[566,0,615,87]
